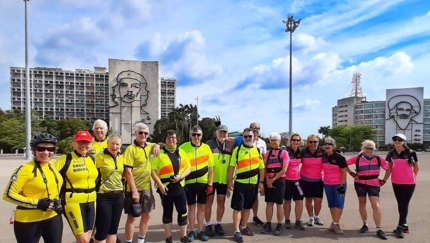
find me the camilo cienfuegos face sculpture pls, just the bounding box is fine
[387,95,422,130]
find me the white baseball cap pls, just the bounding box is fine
[392,134,407,141]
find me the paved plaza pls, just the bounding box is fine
[0,153,429,243]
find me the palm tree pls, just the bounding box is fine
[318,126,331,138]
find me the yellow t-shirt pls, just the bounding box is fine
[123,141,155,191]
[95,149,124,193]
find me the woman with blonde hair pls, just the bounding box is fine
[346,139,390,240]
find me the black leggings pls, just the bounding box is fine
[95,193,125,240]
[160,192,188,225]
[392,183,416,226]
[14,214,63,243]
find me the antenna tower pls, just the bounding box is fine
[348,72,364,97]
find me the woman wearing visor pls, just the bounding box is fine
[386,134,419,239]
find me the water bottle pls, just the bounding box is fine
[295,181,304,196]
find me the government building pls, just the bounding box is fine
[332,73,430,146]
[10,59,176,144]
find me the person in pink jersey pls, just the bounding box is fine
[322,136,347,235]
[283,133,305,230]
[299,134,325,227]
[261,132,289,236]
[346,140,390,240]
[385,133,419,239]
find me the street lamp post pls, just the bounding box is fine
[196,96,199,126]
[24,0,32,159]
[283,16,301,136]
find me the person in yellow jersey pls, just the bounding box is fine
[204,125,234,237]
[227,128,265,243]
[3,133,63,243]
[151,130,191,243]
[180,125,214,242]
[94,134,124,243]
[123,123,160,243]
[89,119,109,157]
[54,131,99,243]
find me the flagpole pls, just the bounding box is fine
[196,96,199,126]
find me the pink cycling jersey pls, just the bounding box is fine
[285,158,301,180]
[347,155,389,187]
[322,152,347,185]
[386,149,417,185]
[264,149,289,179]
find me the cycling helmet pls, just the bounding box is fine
[30,133,58,148]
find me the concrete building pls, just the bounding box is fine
[332,85,430,146]
[10,66,109,120]
[10,64,176,129]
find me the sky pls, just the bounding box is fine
[1,0,430,137]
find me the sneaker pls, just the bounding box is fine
[274,224,282,235]
[285,219,292,229]
[240,227,255,236]
[205,225,216,237]
[359,224,369,233]
[253,216,265,227]
[295,221,305,230]
[181,236,189,243]
[233,232,243,243]
[393,225,410,233]
[261,223,272,234]
[307,218,315,227]
[197,231,209,241]
[166,236,173,243]
[376,229,388,240]
[329,223,335,231]
[215,224,225,236]
[332,224,344,235]
[395,226,404,238]
[314,217,324,226]
[188,231,196,242]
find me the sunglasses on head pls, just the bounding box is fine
[308,141,318,144]
[35,146,56,152]
[324,143,333,146]
[243,135,253,139]
[191,133,202,137]
[291,139,300,142]
[364,147,375,151]
[138,131,149,135]
[392,138,403,142]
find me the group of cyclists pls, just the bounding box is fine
[2,119,419,243]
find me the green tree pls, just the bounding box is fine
[318,126,331,138]
[58,136,74,154]
[0,118,26,152]
[56,118,91,141]
[329,125,377,151]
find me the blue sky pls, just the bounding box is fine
[1,0,430,137]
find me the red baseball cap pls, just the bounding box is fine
[74,131,93,142]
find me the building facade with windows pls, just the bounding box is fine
[10,66,176,122]
[332,87,430,146]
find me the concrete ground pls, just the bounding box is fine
[0,153,428,243]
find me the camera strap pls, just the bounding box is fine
[216,139,226,163]
[34,161,61,200]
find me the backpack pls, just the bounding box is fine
[59,153,95,200]
[234,144,261,163]
[266,148,285,165]
[355,154,381,173]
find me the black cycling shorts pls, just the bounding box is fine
[185,183,207,205]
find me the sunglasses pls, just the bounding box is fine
[243,135,253,139]
[77,141,91,145]
[138,131,149,135]
[35,146,56,152]
[324,143,333,146]
[191,133,202,137]
[392,138,403,142]
[291,139,300,142]
[364,147,375,151]
[251,127,260,130]
[308,141,318,144]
